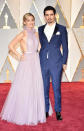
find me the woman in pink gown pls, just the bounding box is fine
[0,13,48,125]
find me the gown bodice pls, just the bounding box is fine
[24,27,39,53]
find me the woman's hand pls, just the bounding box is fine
[20,54,25,61]
[17,54,22,61]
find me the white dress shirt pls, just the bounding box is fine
[44,22,56,42]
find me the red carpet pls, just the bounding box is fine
[0,82,84,131]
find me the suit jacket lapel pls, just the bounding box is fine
[49,23,59,43]
[41,23,59,43]
[41,24,48,42]
[53,23,59,36]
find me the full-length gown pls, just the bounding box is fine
[0,27,48,125]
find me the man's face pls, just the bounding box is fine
[44,10,55,24]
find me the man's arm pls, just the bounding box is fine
[61,27,68,70]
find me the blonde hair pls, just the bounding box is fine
[23,13,35,26]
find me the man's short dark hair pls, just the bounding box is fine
[44,6,56,15]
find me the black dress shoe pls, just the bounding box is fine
[46,112,49,118]
[56,112,62,120]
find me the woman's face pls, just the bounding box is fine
[24,16,35,28]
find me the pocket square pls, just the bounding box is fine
[56,31,60,35]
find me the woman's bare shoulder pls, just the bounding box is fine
[15,31,25,39]
[17,30,27,40]
[22,30,27,36]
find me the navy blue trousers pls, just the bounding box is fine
[41,60,63,112]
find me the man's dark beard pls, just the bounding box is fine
[47,20,53,23]
[47,21,54,24]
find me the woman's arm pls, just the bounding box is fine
[38,41,41,52]
[35,32,41,52]
[8,31,24,60]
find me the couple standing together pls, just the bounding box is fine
[0,6,68,125]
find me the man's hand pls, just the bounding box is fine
[63,64,67,70]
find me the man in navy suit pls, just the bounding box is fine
[38,6,68,120]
